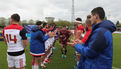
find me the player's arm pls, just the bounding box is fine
[22,40,28,47]
[75,30,82,40]
[3,37,7,45]
[2,29,7,45]
[38,31,50,41]
[20,28,28,47]
[3,38,7,45]
[77,30,82,37]
[67,31,72,41]
[69,30,72,38]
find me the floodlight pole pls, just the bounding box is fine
[71,0,75,23]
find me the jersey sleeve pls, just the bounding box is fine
[2,29,5,38]
[78,25,85,33]
[20,28,27,40]
[38,31,49,41]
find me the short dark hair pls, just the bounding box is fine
[85,19,92,26]
[91,7,105,20]
[87,15,91,19]
[36,21,42,25]
[43,22,47,27]
[76,18,82,21]
[11,14,20,22]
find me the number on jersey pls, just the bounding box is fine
[6,34,17,44]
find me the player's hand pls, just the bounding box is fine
[51,32,57,37]
[48,32,54,37]
[74,39,83,44]
[75,39,80,43]
[67,40,77,48]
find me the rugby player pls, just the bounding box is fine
[3,14,28,69]
[59,26,72,58]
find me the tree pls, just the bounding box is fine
[54,20,71,27]
[116,21,120,26]
[104,16,107,20]
[21,20,28,25]
[28,19,35,25]
[7,18,11,25]
[0,17,7,27]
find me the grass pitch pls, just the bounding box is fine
[0,34,121,69]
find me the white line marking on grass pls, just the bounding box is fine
[112,66,120,69]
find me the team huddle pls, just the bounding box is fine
[3,7,116,69]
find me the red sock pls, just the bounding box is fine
[31,61,34,65]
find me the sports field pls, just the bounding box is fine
[0,34,121,69]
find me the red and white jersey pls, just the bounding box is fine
[3,24,27,52]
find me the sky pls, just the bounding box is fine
[0,0,120,23]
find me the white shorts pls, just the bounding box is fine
[49,37,54,45]
[7,53,26,68]
[48,38,52,45]
[52,37,55,43]
[45,39,51,51]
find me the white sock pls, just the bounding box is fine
[32,65,34,69]
[43,57,48,64]
[34,64,39,69]
[41,62,44,66]
[50,48,52,54]
[45,57,48,61]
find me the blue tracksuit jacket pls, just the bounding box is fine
[30,26,49,55]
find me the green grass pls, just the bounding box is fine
[0,40,75,69]
[0,34,121,69]
[112,34,121,69]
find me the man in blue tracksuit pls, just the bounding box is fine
[67,7,116,69]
